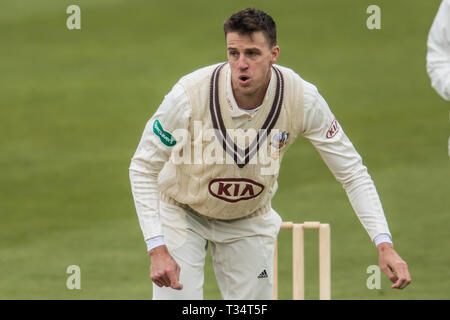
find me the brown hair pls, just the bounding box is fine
[223,8,277,47]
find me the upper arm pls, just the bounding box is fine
[129,83,191,174]
[300,81,369,187]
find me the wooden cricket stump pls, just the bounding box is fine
[272,221,331,300]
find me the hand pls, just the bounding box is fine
[377,243,411,289]
[149,245,183,290]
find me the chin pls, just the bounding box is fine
[242,88,258,96]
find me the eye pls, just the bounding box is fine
[246,50,259,57]
[230,51,239,57]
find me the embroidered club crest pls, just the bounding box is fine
[271,131,289,149]
[270,131,289,159]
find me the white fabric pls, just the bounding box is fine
[373,233,393,247]
[152,201,282,300]
[147,235,166,251]
[427,0,450,101]
[129,84,190,240]
[130,64,392,248]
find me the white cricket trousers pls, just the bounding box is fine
[152,201,283,300]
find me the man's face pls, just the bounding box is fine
[226,31,279,99]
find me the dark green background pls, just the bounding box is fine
[1,0,449,299]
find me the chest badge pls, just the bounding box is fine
[270,131,289,159]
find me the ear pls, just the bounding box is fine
[271,45,280,64]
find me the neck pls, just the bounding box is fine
[233,69,272,110]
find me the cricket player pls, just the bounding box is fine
[427,0,450,101]
[129,8,411,299]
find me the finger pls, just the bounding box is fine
[167,268,183,290]
[153,279,164,288]
[400,278,412,289]
[400,272,412,289]
[392,269,411,289]
[392,277,410,289]
[160,274,171,287]
[150,273,164,287]
[381,265,398,283]
[391,278,403,289]
[150,270,160,287]
[151,272,170,287]
[390,262,411,289]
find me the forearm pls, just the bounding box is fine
[343,169,392,243]
[129,167,163,240]
[301,80,392,245]
[314,137,392,242]
[340,162,390,241]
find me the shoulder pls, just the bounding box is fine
[273,64,320,103]
[273,64,301,82]
[273,64,313,88]
[178,62,225,87]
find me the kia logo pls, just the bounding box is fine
[208,178,264,203]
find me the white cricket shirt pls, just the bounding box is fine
[129,65,393,251]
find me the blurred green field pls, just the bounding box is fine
[1,0,449,299]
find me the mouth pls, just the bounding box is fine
[238,75,250,86]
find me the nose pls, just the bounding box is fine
[237,55,249,70]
